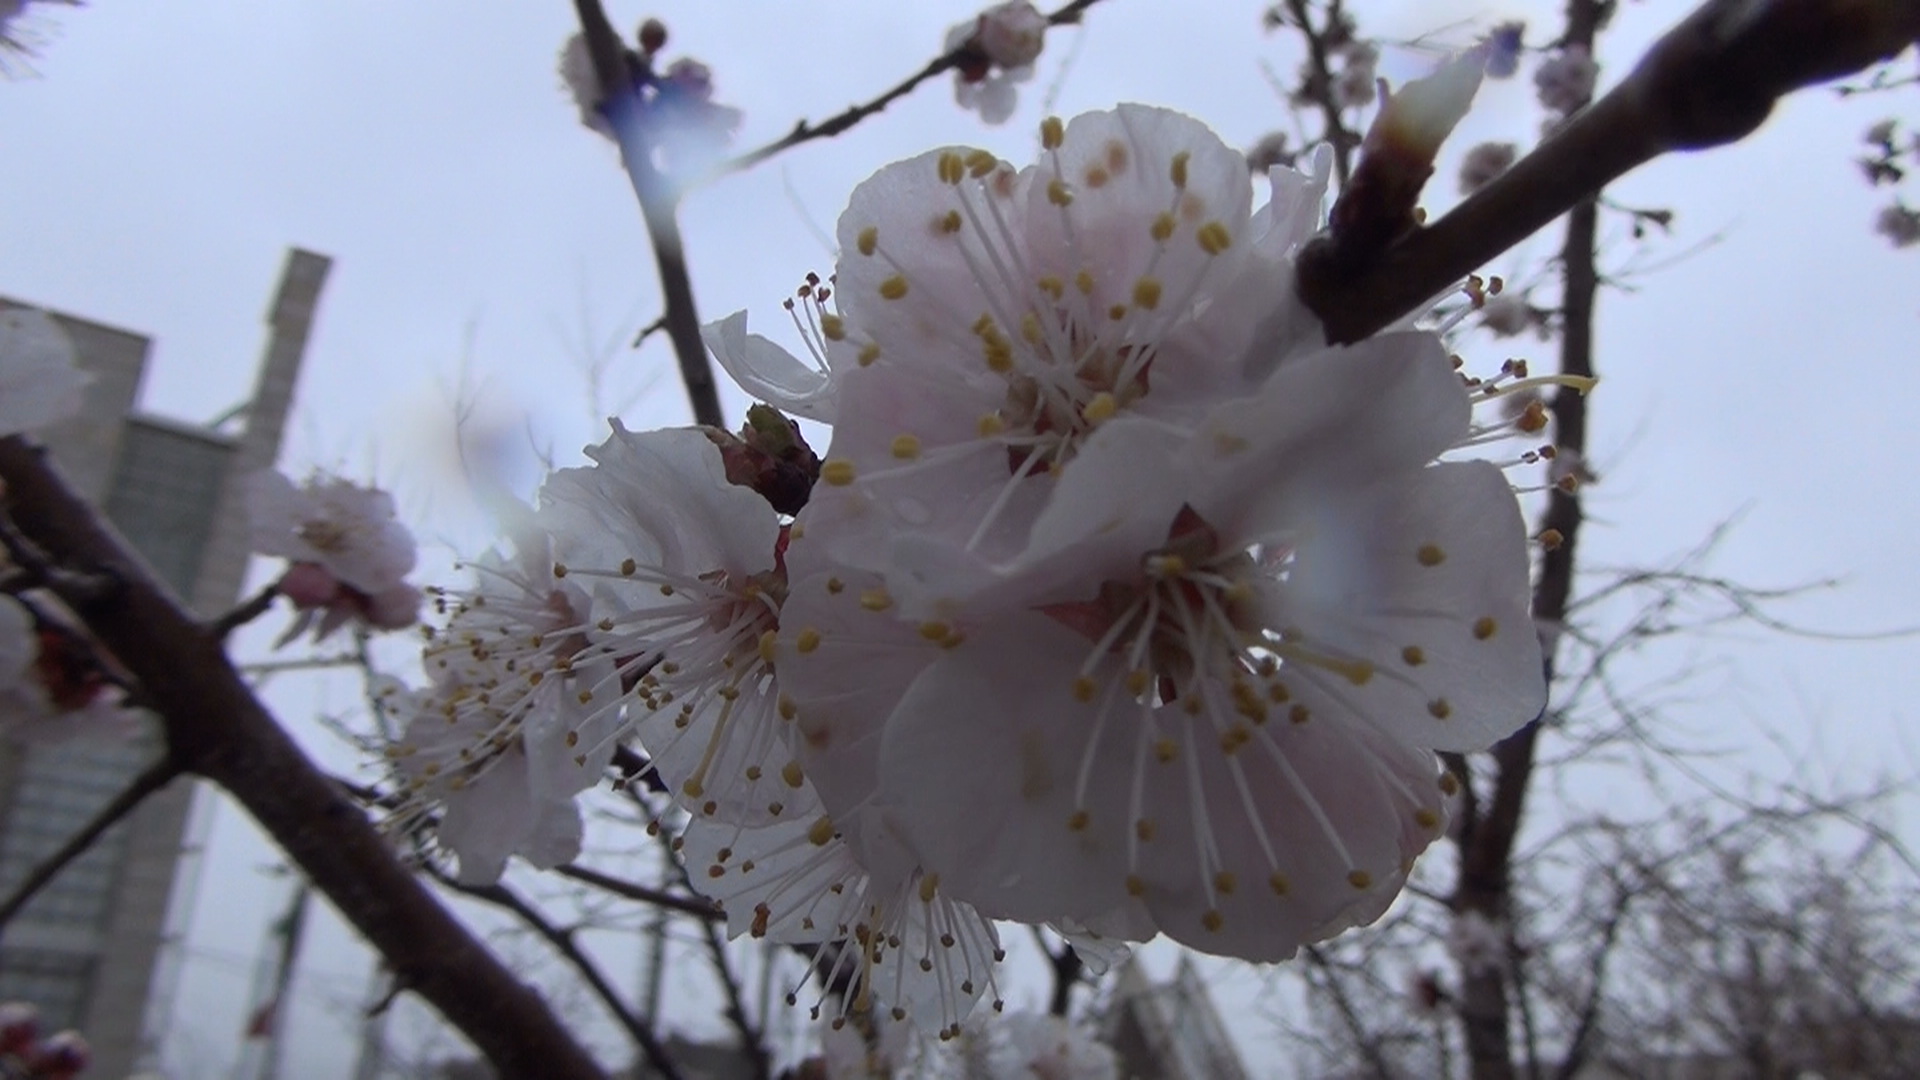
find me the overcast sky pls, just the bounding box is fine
[4,1,1918,1077]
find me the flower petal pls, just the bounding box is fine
[703,310,838,423]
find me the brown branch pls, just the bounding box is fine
[552,862,720,923]
[1280,0,1361,186]
[0,437,607,1080]
[428,867,686,1080]
[212,580,279,639]
[1298,0,1920,344]
[0,754,181,933]
[708,0,1114,181]
[571,0,725,429]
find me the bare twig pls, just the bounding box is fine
[429,867,686,1080]
[1280,0,1362,185]
[657,827,771,1079]
[552,862,721,923]
[1303,945,1400,1080]
[1298,0,1920,344]
[0,436,608,1079]
[0,754,181,934]
[708,0,1114,181]
[212,581,280,639]
[630,313,667,349]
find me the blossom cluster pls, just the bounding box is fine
[397,104,1546,1035]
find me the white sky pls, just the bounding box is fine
[3,1,1918,1077]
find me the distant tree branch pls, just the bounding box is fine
[0,754,180,934]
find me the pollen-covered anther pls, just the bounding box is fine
[1440,772,1461,796]
[918,873,941,902]
[1071,675,1097,702]
[859,588,893,612]
[890,434,922,460]
[857,342,880,366]
[1288,704,1310,725]
[1047,179,1074,206]
[781,760,805,788]
[965,149,998,177]
[794,627,821,654]
[1214,871,1237,895]
[820,459,856,486]
[937,152,966,185]
[1082,392,1118,424]
[758,630,779,664]
[1040,115,1065,148]
[1067,809,1090,831]
[1415,808,1441,829]
[1473,616,1498,640]
[1347,870,1373,890]
[807,816,835,846]
[1132,277,1163,310]
[1126,874,1146,896]
[1196,221,1232,254]
[1150,212,1176,242]
[937,209,963,234]
[918,620,954,643]
[878,275,909,300]
[1201,909,1223,932]
[857,225,879,255]
[1517,400,1549,433]
[1170,151,1190,187]
[1401,645,1426,666]
[1539,528,1565,551]
[1417,543,1446,566]
[1154,738,1178,763]
[1427,698,1452,719]
[978,412,1006,437]
[1135,817,1155,841]
[1124,668,1151,696]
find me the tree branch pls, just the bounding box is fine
[428,867,686,1080]
[1298,0,1920,344]
[707,0,1115,181]
[0,437,608,1080]
[0,754,180,934]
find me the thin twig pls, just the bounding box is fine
[429,867,686,1080]
[0,754,180,934]
[553,862,721,923]
[706,0,1114,181]
[630,313,667,349]
[659,828,771,1079]
[212,581,279,639]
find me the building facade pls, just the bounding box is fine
[0,249,328,1078]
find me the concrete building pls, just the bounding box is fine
[1102,956,1251,1080]
[0,249,328,1078]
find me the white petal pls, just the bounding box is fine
[702,311,837,423]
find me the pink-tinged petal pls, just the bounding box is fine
[876,612,1136,923]
[1272,460,1546,752]
[1185,331,1471,542]
[834,147,1032,371]
[1127,684,1447,960]
[703,310,838,423]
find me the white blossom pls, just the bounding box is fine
[1334,42,1380,110]
[1459,140,1518,195]
[247,470,421,644]
[1875,202,1920,248]
[945,2,1047,125]
[0,308,89,437]
[1533,45,1596,114]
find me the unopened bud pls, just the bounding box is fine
[638,18,668,55]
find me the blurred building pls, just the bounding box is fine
[1102,955,1251,1080]
[0,249,328,1078]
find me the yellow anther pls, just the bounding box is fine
[1289,704,1311,725]
[1125,668,1151,696]
[1440,772,1461,796]
[1347,870,1373,890]
[1036,275,1064,299]
[795,627,822,654]
[1126,874,1146,896]
[1040,115,1065,149]
[1132,277,1163,310]
[939,209,963,234]
[1269,872,1291,896]
[1214,871,1237,895]
[745,765,763,781]
[552,562,568,578]
[783,760,805,788]
[1067,809,1090,831]
[1082,391,1118,424]
[1539,528,1565,551]
[620,557,637,576]
[807,816,835,846]
[1084,165,1110,188]
[859,588,892,612]
[878,275,909,300]
[1196,221,1233,254]
[918,621,953,642]
[890,434,922,460]
[938,152,965,185]
[1219,726,1251,754]
[824,577,844,594]
[1136,818,1156,841]
[1427,698,1452,719]
[1202,909,1223,932]
[857,342,881,367]
[1071,675,1097,702]
[1151,212,1176,242]
[918,873,941,902]
[1108,303,1128,321]
[1047,179,1074,206]
[1074,270,1095,295]
[1170,151,1190,188]
[1417,543,1446,566]
[1154,738,1178,763]
[1414,808,1440,829]
[1344,660,1375,686]
[1020,312,1044,344]
[682,777,705,798]
[819,313,846,341]
[1402,645,1426,666]
[820,459,856,486]
[965,149,999,177]
[978,412,1006,437]
[1268,681,1291,703]
[982,339,1014,373]
[758,630,778,664]
[777,695,797,721]
[857,225,879,255]
[1473,616,1498,640]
